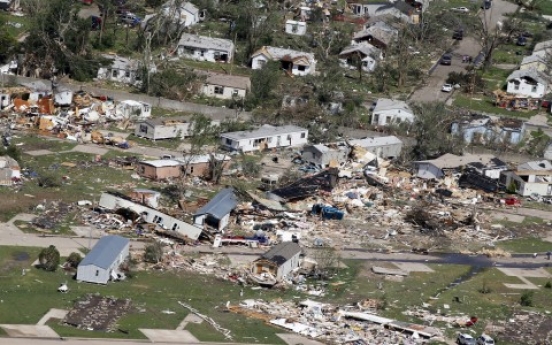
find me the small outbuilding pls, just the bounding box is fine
[76,235,130,284]
[193,188,238,231]
[252,242,302,280]
[136,160,182,180]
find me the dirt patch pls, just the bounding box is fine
[0,191,55,222]
[493,312,552,344]
[12,251,30,261]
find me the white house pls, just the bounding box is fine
[177,33,234,63]
[370,98,414,126]
[53,86,73,106]
[339,42,381,72]
[520,51,548,72]
[348,136,403,159]
[99,192,203,240]
[161,0,200,27]
[252,242,302,281]
[107,100,152,121]
[220,124,308,152]
[506,69,549,99]
[285,20,307,35]
[251,46,316,76]
[193,188,238,231]
[353,21,398,50]
[201,73,251,99]
[500,160,552,196]
[135,116,193,140]
[76,235,130,284]
[533,39,552,54]
[97,55,146,85]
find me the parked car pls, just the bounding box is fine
[453,29,464,40]
[517,35,528,46]
[482,0,491,9]
[457,333,476,345]
[91,15,102,30]
[476,334,495,345]
[118,13,141,26]
[452,6,470,13]
[504,197,522,206]
[440,54,452,65]
[442,83,453,92]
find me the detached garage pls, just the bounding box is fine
[77,235,130,284]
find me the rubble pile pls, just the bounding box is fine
[492,312,552,345]
[32,201,74,230]
[230,299,444,344]
[63,294,132,331]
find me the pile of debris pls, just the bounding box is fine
[32,201,74,230]
[491,312,552,345]
[63,294,132,332]
[230,299,444,344]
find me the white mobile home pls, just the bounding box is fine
[202,73,250,99]
[251,46,316,76]
[76,235,130,284]
[135,116,194,140]
[370,98,414,126]
[220,125,308,152]
[99,192,203,240]
[285,20,307,35]
[252,242,302,280]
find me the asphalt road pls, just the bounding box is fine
[410,0,518,102]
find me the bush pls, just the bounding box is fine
[37,172,62,188]
[520,291,534,306]
[38,245,60,271]
[144,242,163,263]
[66,252,82,269]
[545,281,552,289]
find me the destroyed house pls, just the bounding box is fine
[348,136,402,159]
[99,192,203,240]
[302,144,350,168]
[193,188,238,231]
[76,235,130,284]
[182,154,231,177]
[451,115,525,145]
[268,168,339,202]
[177,33,235,63]
[97,55,144,85]
[413,153,497,180]
[0,156,21,186]
[136,160,182,180]
[253,242,302,280]
[506,69,549,99]
[353,21,398,49]
[500,160,552,197]
[220,124,308,152]
[458,169,506,193]
[251,46,316,76]
[339,42,381,72]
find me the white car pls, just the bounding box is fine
[452,7,470,13]
[442,83,453,92]
[476,335,495,345]
[457,333,476,345]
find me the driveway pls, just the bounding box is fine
[410,0,518,103]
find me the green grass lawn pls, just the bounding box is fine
[0,245,287,343]
[453,94,539,118]
[12,135,78,153]
[127,134,184,151]
[497,237,552,253]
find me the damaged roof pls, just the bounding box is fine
[203,72,251,90]
[507,68,549,86]
[415,153,497,170]
[269,168,339,201]
[339,42,380,57]
[252,46,316,65]
[259,242,301,266]
[194,187,238,220]
[373,98,413,114]
[349,136,402,148]
[79,235,129,269]
[221,124,307,141]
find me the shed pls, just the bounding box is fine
[193,188,238,231]
[136,160,182,180]
[76,235,130,284]
[252,242,302,280]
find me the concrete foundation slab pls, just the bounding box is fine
[492,212,525,223]
[497,267,552,278]
[24,150,54,156]
[37,308,69,326]
[372,266,408,276]
[392,262,434,273]
[0,325,59,338]
[277,333,327,345]
[140,329,200,343]
[71,226,103,239]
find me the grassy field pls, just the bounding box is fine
[453,94,539,118]
[12,135,78,153]
[0,245,288,343]
[0,150,147,222]
[497,237,552,253]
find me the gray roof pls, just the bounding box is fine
[521,54,546,66]
[415,153,496,170]
[339,42,380,57]
[163,0,199,15]
[20,81,51,92]
[353,24,397,45]
[79,235,129,270]
[194,187,238,219]
[178,33,234,52]
[348,135,402,147]
[101,54,140,71]
[507,68,549,86]
[260,242,301,266]
[144,115,193,126]
[519,160,552,171]
[252,46,315,65]
[533,39,552,53]
[373,98,413,114]
[221,124,307,141]
[203,72,251,89]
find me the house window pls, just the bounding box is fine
[373,114,379,124]
[225,138,232,145]
[287,135,292,140]
[514,83,520,90]
[292,24,298,33]
[95,270,99,277]
[301,132,306,138]
[140,124,148,134]
[190,166,194,173]
[125,70,131,78]
[143,104,150,113]
[297,65,306,71]
[386,116,392,124]
[267,137,272,143]
[233,89,239,96]
[253,138,264,147]
[171,223,178,230]
[112,70,118,78]
[214,86,224,94]
[139,166,145,173]
[200,50,206,57]
[257,60,267,68]
[532,85,538,92]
